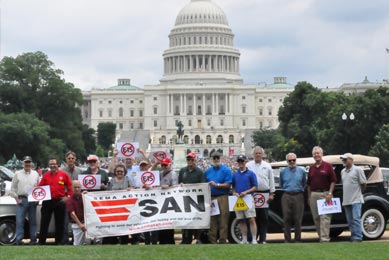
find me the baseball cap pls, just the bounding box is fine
[236,155,248,162]
[211,152,222,158]
[186,152,196,159]
[340,153,354,160]
[23,156,33,162]
[139,160,149,166]
[161,157,172,165]
[87,154,99,162]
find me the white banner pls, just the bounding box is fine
[116,142,139,158]
[83,183,211,238]
[317,198,342,215]
[28,185,51,202]
[253,192,269,208]
[78,174,101,190]
[134,171,160,187]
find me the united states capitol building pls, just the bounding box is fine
[80,0,388,157]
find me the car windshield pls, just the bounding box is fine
[0,166,15,181]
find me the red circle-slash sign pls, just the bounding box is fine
[32,187,46,201]
[253,193,266,208]
[141,171,155,186]
[121,143,135,157]
[83,175,97,189]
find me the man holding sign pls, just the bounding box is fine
[232,155,258,244]
[10,156,40,245]
[39,158,73,245]
[307,146,337,243]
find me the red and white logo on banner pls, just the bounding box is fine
[91,198,138,222]
[152,151,167,162]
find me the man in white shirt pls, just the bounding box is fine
[10,156,40,245]
[341,153,367,242]
[246,146,275,244]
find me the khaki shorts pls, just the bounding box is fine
[235,206,256,220]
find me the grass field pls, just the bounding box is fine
[1,242,388,260]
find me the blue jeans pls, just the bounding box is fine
[16,197,37,243]
[344,203,362,241]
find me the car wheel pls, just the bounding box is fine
[362,208,386,240]
[0,218,16,245]
[228,217,241,244]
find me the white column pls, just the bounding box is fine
[190,55,193,72]
[196,55,199,71]
[202,94,205,115]
[180,94,183,114]
[184,56,187,72]
[225,94,228,114]
[193,94,196,115]
[202,55,205,71]
[216,93,219,114]
[221,56,224,72]
[184,93,187,115]
[170,94,173,114]
[229,93,233,113]
[212,93,216,114]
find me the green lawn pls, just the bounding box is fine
[1,243,388,260]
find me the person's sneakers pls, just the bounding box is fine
[240,239,248,244]
[261,241,267,245]
[251,240,258,245]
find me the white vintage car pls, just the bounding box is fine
[0,166,57,245]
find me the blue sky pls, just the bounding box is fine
[2,0,389,90]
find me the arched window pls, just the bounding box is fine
[198,105,202,114]
[175,105,180,115]
[229,135,234,144]
[206,135,212,144]
[184,135,189,144]
[195,135,201,144]
[216,135,223,144]
[203,149,209,157]
[119,107,123,117]
[161,136,166,144]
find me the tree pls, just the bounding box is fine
[81,125,96,159]
[0,52,87,161]
[0,112,65,165]
[97,122,116,151]
[370,124,389,167]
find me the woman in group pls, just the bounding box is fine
[102,164,133,245]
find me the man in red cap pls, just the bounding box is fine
[178,152,206,244]
[157,157,178,244]
[82,154,108,191]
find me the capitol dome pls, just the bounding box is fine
[175,0,229,26]
[161,0,242,84]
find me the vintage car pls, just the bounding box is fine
[228,155,389,243]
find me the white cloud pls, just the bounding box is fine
[2,0,389,90]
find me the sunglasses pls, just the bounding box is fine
[186,158,195,161]
[288,159,296,163]
[212,157,220,160]
[88,160,97,163]
[161,164,168,167]
[116,170,124,173]
[237,160,245,163]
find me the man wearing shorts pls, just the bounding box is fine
[232,155,258,244]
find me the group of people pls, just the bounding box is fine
[9,145,367,245]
